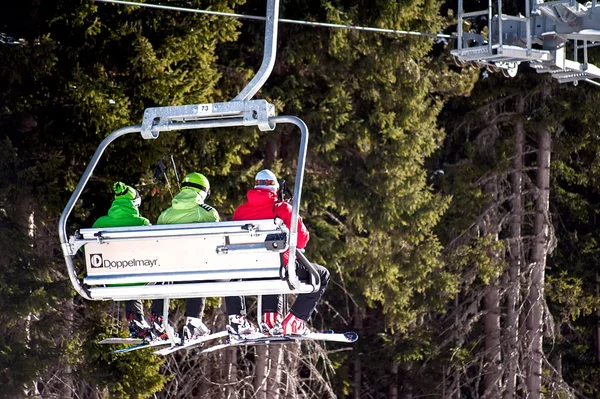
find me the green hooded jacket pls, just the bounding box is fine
[157,189,219,224]
[93,198,151,228]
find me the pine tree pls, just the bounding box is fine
[425,65,600,397]
[214,0,476,395]
[1,0,243,397]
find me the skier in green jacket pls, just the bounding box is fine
[92,182,152,339]
[151,172,219,340]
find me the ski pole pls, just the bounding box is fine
[169,154,180,188]
[156,159,174,199]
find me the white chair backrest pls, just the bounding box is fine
[77,219,286,284]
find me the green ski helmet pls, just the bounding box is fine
[181,172,210,198]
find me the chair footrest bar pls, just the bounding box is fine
[89,280,316,300]
[84,268,283,285]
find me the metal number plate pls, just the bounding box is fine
[196,104,212,115]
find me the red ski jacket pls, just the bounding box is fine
[233,188,309,264]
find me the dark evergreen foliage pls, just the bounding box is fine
[3,0,600,397]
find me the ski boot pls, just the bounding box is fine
[281,312,310,336]
[151,314,178,341]
[127,313,152,340]
[261,312,282,335]
[183,317,210,341]
[227,314,256,336]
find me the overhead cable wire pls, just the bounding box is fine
[94,0,455,39]
[585,79,600,87]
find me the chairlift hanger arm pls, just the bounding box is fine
[233,0,278,101]
[270,116,308,289]
[58,125,140,247]
[58,125,141,301]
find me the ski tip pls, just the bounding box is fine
[320,330,358,342]
[200,343,231,354]
[112,347,139,354]
[343,332,359,342]
[155,347,176,356]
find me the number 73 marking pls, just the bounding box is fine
[197,104,213,115]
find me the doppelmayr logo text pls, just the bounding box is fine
[89,254,159,269]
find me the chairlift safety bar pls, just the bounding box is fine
[68,219,287,253]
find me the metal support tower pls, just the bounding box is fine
[452,0,600,85]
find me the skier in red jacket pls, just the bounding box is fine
[225,169,330,335]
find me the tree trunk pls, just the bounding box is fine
[399,362,413,399]
[226,347,238,398]
[18,198,56,397]
[266,345,283,399]
[222,297,237,398]
[552,352,562,376]
[454,294,461,399]
[525,127,551,398]
[597,272,600,384]
[504,95,524,399]
[390,361,398,399]
[483,285,501,398]
[354,305,363,399]
[480,148,501,398]
[282,346,299,398]
[254,345,268,399]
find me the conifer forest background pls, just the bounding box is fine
[2,0,600,397]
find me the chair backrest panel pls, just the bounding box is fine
[76,219,287,286]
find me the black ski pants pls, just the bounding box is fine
[151,298,206,319]
[225,262,330,321]
[125,300,144,321]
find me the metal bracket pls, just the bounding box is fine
[241,223,261,238]
[93,231,106,244]
[265,233,287,251]
[61,242,75,257]
[141,100,276,139]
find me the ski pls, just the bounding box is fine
[111,337,181,354]
[155,330,229,355]
[292,331,358,343]
[98,337,145,345]
[200,331,358,354]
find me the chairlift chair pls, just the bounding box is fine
[58,0,320,343]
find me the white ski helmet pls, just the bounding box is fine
[255,169,279,192]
